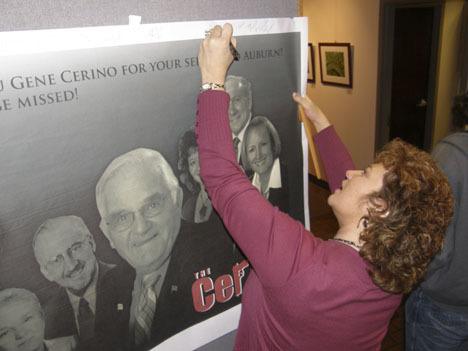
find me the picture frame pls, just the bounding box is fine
[307,43,315,83]
[318,42,352,88]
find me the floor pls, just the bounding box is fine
[309,178,405,351]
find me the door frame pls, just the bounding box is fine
[375,0,443,151]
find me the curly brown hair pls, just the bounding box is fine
[359,139,453,294]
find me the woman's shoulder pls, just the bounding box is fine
[274,239,372,294]
[319,240,373,284]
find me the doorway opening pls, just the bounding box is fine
[376,0,442,151]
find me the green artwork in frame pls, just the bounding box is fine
[325,51,345,77]
[319,43,352,88]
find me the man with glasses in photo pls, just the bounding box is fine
[33,215,133,351]
[96,148,213,348]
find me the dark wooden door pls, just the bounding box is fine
[376,1,441,152]
[389,7,435,149]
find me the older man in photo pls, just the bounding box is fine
[225,75,253,165]
[96,148,215,348]
[33,215,133,351]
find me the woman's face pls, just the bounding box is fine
[328,163,387,219]
[188,147,201,184]
[245,126,274,176]
[0,300,45,351]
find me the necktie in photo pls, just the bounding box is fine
[134,275,160,346]
[78,297,95,343]
[233,137,240,160]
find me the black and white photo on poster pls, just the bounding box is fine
[0,18,308,350]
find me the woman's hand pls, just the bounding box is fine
[198,23,236,86]
[292,93,331,132]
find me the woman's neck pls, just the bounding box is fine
[335,222,363,247]
[259,173,270,193]
[258,164,274,194]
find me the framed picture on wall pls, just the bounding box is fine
[318,42,352,88]
[307,43,315,83]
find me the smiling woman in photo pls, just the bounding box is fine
[241,116,288,212]
[0,288,76,351]
[177,128,213,223]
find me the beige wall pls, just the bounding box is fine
[432,0,465,147]
[303,0,380,175]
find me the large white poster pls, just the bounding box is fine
[0,18,308,350]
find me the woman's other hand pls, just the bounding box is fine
[292,93,331,132]
[198,23,236,86]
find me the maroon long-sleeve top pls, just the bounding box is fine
[195,90,401,350]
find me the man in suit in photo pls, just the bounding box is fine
[225,75,253,166]
[33,215,133,351]
[96,148,214,349]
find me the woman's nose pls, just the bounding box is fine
[346,170,363,179]
[258,148,264,158]
[15,328,28,341]
[255,148,261,159]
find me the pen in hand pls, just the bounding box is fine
[229,41,240,61]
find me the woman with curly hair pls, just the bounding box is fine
[177,128,212,223]
[196,24,453,350]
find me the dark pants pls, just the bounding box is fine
[406,287,468,351]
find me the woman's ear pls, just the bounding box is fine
[369,197,389,218]
[358,216,369,229]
